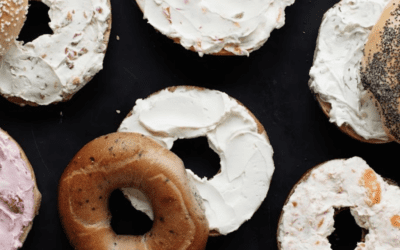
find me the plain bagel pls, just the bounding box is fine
[58,132,209,250]
[134,0,295,56]
[118,86,275,236]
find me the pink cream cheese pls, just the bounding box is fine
[0,130,35,250]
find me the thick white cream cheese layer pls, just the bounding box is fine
[118,87,275,235]
[137,0,294,56]
[278,157,400,250]
[309,0,390,141]
[0,0,111,105]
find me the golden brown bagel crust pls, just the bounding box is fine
[315,94,391,144]
[1,0,112,107]
[58,132,209,250]
[0,129,42,247]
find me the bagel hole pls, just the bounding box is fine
[328,208,368,250]
[109,190,153,235]
[18,1,53,44]
[171,137,220,179]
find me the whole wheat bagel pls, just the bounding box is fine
[0,128,41,249]
[58,132,209,250]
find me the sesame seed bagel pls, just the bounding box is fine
[0,0,28,55]
[0,128,41,250]
[58,132,209,250]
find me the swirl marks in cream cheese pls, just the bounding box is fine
[309,0,391,141]
[0,130,35,250]
[118,86,275,235]
[138,0,295,56]
[0,0,111,106]
[278,157,400,250]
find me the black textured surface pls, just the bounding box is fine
[1,0,399,249]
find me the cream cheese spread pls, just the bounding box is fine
[137,0,295,56]
[0,0,111,105]
[278,157,400,250]
[0,130,35,250]
[309,0,390,141]
[118,87,275,235]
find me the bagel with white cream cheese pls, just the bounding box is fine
[309,0,393,143]
[135,0,295,56]
[0,0,112,106]
[118,86,275,235]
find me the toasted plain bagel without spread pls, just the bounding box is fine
[58,132,209,250]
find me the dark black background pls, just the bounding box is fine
[1,0,399,249]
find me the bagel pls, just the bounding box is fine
[316,94,389,144]
[58,132,209,250]
[361,0,400,143]
[309,0,393,143]
[277,157,400,249]
[0,128,41,250]
[135,0,295,56]
[0,0,28,55]
[118,86,275,235]
[0,0,112,106]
